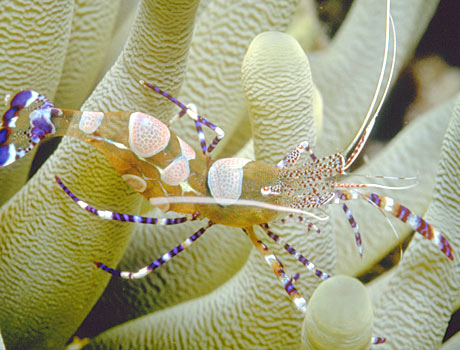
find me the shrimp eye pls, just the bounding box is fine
[261,186,270,195]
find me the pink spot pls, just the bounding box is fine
[129,112,170,158]
[208,158,252,205]
[79,111,104,134]
[178,137,196,160]
[161,157,190,186]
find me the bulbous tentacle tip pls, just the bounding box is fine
[0,90,58,168]
[301,275,377,350]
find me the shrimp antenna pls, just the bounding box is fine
[147,196,329,221]
[343,0,397,170]
[342,171,418,182]
[338,172,419,190]
[335,182,418,191]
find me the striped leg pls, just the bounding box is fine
[55,176,200,225]
[340,189,454,261]
[96,221,214,279]
[276,141,317,168]
[140,81,224,155]
[243,226,307,313]
[333,190,364,257]
[260,223,330,280]
[259,223,385,343]
[340,202,364,257]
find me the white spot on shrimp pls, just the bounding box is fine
[161,157,190,186]
[177,136,196,160]
[384,197,394,211]
[8,116,18,128]
[162,253,171,262]
[120,271,132,279]
[133,267,150,278]
[407,213,420,228]
[207,158,252,205]
[183,238,193,248]
[98,210,113,220]
[24,91,39,107]
[128,112,170,158]
[79,111,104,134]
[76,200,87,209]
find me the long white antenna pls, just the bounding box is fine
[148,196,329,221]
[343,0,396,170]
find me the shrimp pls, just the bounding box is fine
[0,0,453,345]
[1,81,326,311]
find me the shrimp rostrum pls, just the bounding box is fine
[0,1,453,343]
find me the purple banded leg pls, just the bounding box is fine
[339,189,454,261]
[280,213,321,234]
[371,336,386,345]
[335,190,363,258]
[365,192,454,261]
[169,107,188,125]
[260,223,330,280]
[276,141,317,168]
[337,199,364,257]
[95,221,214,279]
[55,176,200,225]
[196,113,224,155]
[193,116,207,154]
[140,80,225,155]
[243,226,307,313]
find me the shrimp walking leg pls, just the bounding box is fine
[332,192,364,257]
[276,140,317,168]
[141,81,224,155]
[242,226,307,313]
[55,176,200,225]
[95,221,215,279]
[338,189,454,261]
[259,223,329,280]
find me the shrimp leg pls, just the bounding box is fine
[55,176,200,225]
[242,226,307,313]
[141,81,225,155]
[276,140,318,168]
[260,223,329,280]
[95,221,215,279]
[338,189,454,261]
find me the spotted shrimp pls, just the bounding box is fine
[0,0,453,345]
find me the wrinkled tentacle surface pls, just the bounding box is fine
[0,0,457,349]
[0,1,200,348]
